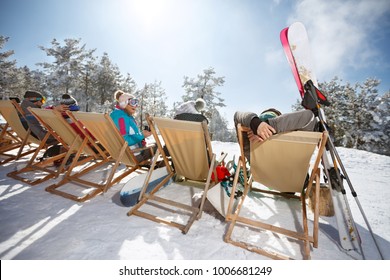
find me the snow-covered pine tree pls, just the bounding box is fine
[136,81,168,128]
[372,91,390,155]
[17,67,47,99]
[78,58,97,112]
[37,38,96,106]
[167,101,181,119]
[320,77,356,147]
[208,110,236,142]
[93,53,122,112]
[0,36,18,99]
[182,67,225,110]
[351,78,380,150]
[120,73,137,95]
[295,77,388,155]
[181,67,232,141]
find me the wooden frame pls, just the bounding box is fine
[127,114,218,234]
[45,111,155,202]
[7,108,98,186]
[0,100,42,165]
[224,124,328,259]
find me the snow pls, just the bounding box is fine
[1,141,389,277]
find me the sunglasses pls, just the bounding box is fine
[128,98,139,107]
[29,97,46,104]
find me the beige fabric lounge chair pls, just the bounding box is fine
[0,121,22,155]
[7,108,96,186]
[54,111,155,202]
[224,124,327,260]
[21,108,107,201]
[127,114,218,234]
[0,121,23,148]
[0,100,43,165]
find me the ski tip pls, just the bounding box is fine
[281,22,306,38]
[289,21,307,32]
[280,28,288,42]
[290,21,305,27]
[280,27,288,35]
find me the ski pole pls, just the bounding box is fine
[305,81,384,259]
[323,131,384,259]
[321,153,365,259]
[313,87,384,259]
[317,113,365,256]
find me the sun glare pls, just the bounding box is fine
[130,0,169,30]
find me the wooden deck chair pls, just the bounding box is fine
[0,122,21,152]
[1,121,23,147]
[53,111,155,201]
[20,108,108,201]
[0,100,43,165]
[224,124,328,260]
[7,108,95,185]
[127,114,218,234]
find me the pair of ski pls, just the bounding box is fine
[280,22,384,260]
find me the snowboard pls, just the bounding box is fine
[280,22,363,258]
[280,22,319,97]
[207,182,239,218]
[120,167,171,207]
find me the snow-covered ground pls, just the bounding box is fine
[1,141,389,277]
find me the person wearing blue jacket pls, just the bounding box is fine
[110,91,154,162]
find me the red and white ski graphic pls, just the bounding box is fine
[280,22,319,97]
[280,27,304,97]
[280,22,364,259]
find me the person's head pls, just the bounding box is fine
[259,108,282,122]
[118,92,138,115]
[24,90,46,108]
[9,97,21,103]
[60,94,79,111]
[194,98,206,112]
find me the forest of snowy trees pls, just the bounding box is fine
[1,36,389,154]
[293,77,390,156]
[0,36,236,142]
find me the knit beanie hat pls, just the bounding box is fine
[114,90,125,101]
[24,90,44,101]
[259,108,282,122]
[195,98,206,112]
[118,93,136,109]
[60,94,77,106]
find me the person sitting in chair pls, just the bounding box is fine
[20,90,62,145]
[234,108,317,161]
[110,90,156,162]
[174,98,208,123]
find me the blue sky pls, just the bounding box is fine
[1,0,389,128]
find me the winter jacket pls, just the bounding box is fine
[174,113,209,123]
[20,99,57,145]
[109,108,145,154]
[233,111,258,161]
[234,110,316,161]
[175,101,198,116]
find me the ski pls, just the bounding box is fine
[280,22,365,258]
[286,23,319,89]
[280,27,304,97]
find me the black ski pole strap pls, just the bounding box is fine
[302,80,331,109]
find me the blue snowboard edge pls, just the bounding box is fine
[120,175,171,207]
